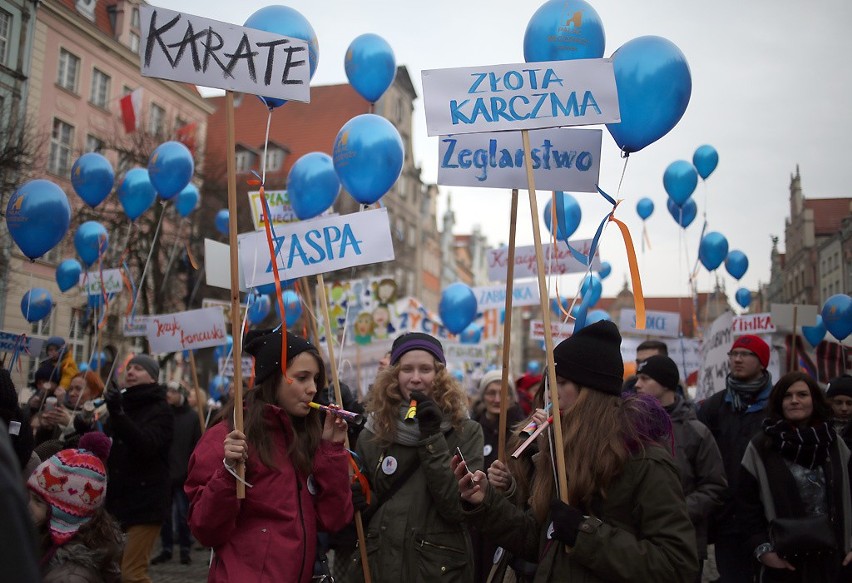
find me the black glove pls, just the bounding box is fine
[351,481,370,513]
[411,390,442,437]
[549,499,584,546]
[105,387,123,416]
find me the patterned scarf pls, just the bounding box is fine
[726,371,771,412]
[762,418,835,470]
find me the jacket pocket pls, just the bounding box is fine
[413,534,468,579]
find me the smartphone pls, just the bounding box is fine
[44,396,57,412]
[455,446,478,483]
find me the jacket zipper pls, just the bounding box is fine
[416,538,464,554]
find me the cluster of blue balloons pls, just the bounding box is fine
[662,145,719,230]
[822,294,852,341]
[439,283,478,335]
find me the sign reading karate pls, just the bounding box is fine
[487,240,600,280]
[239,208,395,287]
[473,281,540,311]
[619,309,681,338]
[140,6,310,102]
[438,128,602,192]
[422,59,619,136]
[146,307,228,354]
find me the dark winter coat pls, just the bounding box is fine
[474,405,526,471]
[104,382,173,527]
[168,400,202,488]
[41,515,124,583]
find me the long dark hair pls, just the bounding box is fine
[768,371,832,424]
[219,348,326,475]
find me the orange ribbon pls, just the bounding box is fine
[258,185,289,380]
[608,205,646,329]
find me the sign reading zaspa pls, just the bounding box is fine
[140,6,310,102]
[422,60,619,136]
[146,307,227,354]
[487,240,600,280]
[438,128,602,192]
[239,208,394,287]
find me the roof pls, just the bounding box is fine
[56,0,115,37]
[804,198,852,236]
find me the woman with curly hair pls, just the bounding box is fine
[347,332,484,582]
[454,321,698,582]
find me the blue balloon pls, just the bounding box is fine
[345,33,396,103]
[21,288,52,323]
[71,153,114,207]
[213,335,234,361]
[439,283,478,335]
[56,259,83,292]
[208,375,228,401]
[581,274,603,306]
[735,288,751,309]
[526,360,541,374]
[606,36,692,154]
[459,323,483,345]
[724,250,749,280]
[74,221,109,266]
[118,168,156,221]
[175,184,200,218]
[586,309,611,325]
[215,209,229,236]
[275,290,303,327]
[822,294,852,341]
[255,280,295,295]
[287,152,340,219]
[89,351,107,369]
[693,145,719,180]
[333,114,404,204]
[698,232,729,272]
[77,362,89,373]
[598,261,612,280]
[802,315,826,348]
[524,0,605,62]
[5,179,71,260]
[636,197,654,220]
[666,197,697,228]
[663,160,699,206]
[543,192,582,240]
[148,141,194,200]
[247,294,272,326]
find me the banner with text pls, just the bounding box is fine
[473,281,540,310]
[695,312,734,401]
[529,320,574,342]
[487,240,599,280]
[248,189,298,230]
[0,330,45,356]
[123,316,150,338]
[732,313,776,336]
[146,307,228,354]
[445,343,487,363]
[80,269,124,296]
[619,309,680,338]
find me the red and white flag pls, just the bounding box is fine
[119,88,143,133]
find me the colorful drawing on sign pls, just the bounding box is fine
[324,276,400,345]
[248,190,298,230]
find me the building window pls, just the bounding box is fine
[0,9,11,67]
[148,103,165,136]
[86,134,105,153]
[57,48,80,93]
[265,148,285,171]
[90,68,111,108]
[129,32,140,54]
[131,7,140,27]
[235,150,255,173]
[48,118,75,176]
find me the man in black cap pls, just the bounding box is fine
[827,374,852,449]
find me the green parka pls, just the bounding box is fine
[464,445,699,583]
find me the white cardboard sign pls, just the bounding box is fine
[123,316,151,338]
[473,281,540,311]
[695,312,734,401]
[218,356,256,378]
[529,320,574,342]
[0,330,45,356]
[422,59,619,136]
[238,208,395,286]
[444,343,487,362]
[770,304,819,330]
[204,239,248,292]
[487,240,600,280]
[619,309,681,338]
[437,128,602,192]
[732,313,776,336]
[146,307,228,354]
[80,269,124,296]
[140,6,310,102]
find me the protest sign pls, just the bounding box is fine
[473,281,540,311]
[202,298,247,326]
[770,304,819,331]
[695,312,734,401]
[204,239,248,292]
[620,336,701,383]
[422,59,619,136]
[122,316,150,338]
[619,309,680,338]
[445,343,487,363]
[487,240,599,280]
[732,313,776,336]
[146,307,228,354]
[437,128,602,192]
[248,189,297,231]
[140,6,310,102]
[529,320,574,343]
[0,330,45,356]
[80,269,123,296]
[219,356,256,378]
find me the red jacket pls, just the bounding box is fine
[185,404,353,583]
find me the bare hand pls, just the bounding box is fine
[41,407,72,428]
[452,453,487,505]
[843,551,852,566]
[321,411,348,444]
[223,430,248,468]
[759,551,795,571]
[531,408,548,427]
[487,459,513,492]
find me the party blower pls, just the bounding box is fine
[404,398,417,423]
[308,401,365,427]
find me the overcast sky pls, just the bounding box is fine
[160,0,852,302]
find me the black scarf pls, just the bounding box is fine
[726,371,770,412]
[762,418,835,470]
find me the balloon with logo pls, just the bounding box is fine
[580,273,602,306]
[606,36,691,154]
[213,335,234,361]
[636,197,654,220]
[524,0,605,62]
[118,168,157,221]
[244,5,319,109]
[666,197,697,228]
[148,141,194,200]
[21,288,52,322]
[693,145,719,180]
[698,232,729,272]
[247,294,272,326]
[333,114,404,204]
[71,153,114,208]
[175,183,200,218]
[598,261,612,280]
[276,290,303,327]
[5,179,71,260]
[345,33,396,103]
[74,221,109,267]
[663,160,698,207]
[802,315,826,348]
[543,192,582,240]
[725,250,749,280]
[287,152,340,219]
[215,209,230,236]
[439,283,477,335]
[459,323,483,345]
[735,287,751,309]
[821,294,852,341]
[56,259,83,293]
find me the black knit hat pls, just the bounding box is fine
[244,328,316,384]
[637,355,680,392]
[390,332,446,366]
[552,321,623,395]
[827,375,852,400]
[128,354,159,382]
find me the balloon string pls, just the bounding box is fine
[159,219,186,295]
[262,109,272,186]
[132,201,168,319]
[97,237,109,330]
[25,271,32,323]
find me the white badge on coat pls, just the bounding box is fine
[307,474,317,495]
[546,522,555,540]
[492,547,504,564]
[381,456,398,475]
[483,444,493,457]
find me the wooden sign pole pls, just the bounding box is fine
[188,350,206,434]
[497,189,519,463]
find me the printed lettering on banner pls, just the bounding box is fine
[529,320,574,342]
[731,313,776,336]
[123,316,150,338]
[438,128,602,192]
[422,59,619,136]
[248,190,298,230]
[140,6,310,102]
[487,241,600,280]
[80,269,124,296]
[0,330,45,356]
[695,312,734,401]
[146,307,228,354]
[619,309,680,338]
[239,209,395,286]
[445,343,487,363]
[473,281,540,311]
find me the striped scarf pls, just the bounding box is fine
[762,418,835,470]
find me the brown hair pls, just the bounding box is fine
[768,371,832,425]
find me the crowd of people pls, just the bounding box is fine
[1,324,851,583]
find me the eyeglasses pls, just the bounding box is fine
[727,351,757,360]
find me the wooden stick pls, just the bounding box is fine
[301,277,324,355]
[521,129,569,505]
[497,189,519,463]
[188,350,206,434]
[225,91,246,499]
[791,305,798,372]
